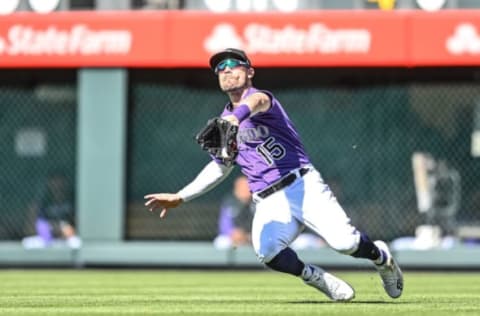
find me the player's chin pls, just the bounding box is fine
[221,84,245,93]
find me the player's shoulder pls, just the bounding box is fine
[248,87,274,100]
[244,91,270,104]
[242,88,273,113]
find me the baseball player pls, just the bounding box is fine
[144,48,403,301]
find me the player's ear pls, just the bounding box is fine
[247,67,255,79]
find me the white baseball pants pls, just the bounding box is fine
[251,167,360,263]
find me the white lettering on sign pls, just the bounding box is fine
[204,22,371,55]
[0,24,132,56]
[245,23,370,54]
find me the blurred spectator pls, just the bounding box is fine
[22,171,81,249]
[213,175,254,249]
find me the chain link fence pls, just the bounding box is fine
[126,69,480,242]
[0,72,77,241]
[1,69,479,244]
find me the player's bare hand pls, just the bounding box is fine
[144,193,183,218]
[221,114,240,126]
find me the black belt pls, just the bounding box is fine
[256,168,310,199]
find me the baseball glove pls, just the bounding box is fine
[195,117,239,166]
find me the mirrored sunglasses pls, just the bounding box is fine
[215,58,249,74]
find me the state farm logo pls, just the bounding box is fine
[0,24,132,56]
[204,23,371,55]
[446,23,480,55]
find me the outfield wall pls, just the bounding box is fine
[2,242,480,269]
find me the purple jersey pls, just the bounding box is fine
[218,87,311,192]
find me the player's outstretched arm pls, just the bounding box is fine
[144,161,233,219]
[144,193,183,218]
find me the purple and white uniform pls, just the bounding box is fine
[218,87,360,264]
[220,87,310,192]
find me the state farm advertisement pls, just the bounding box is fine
[410,11,480,66]
[3,24,131,56]
[0,10,479,68]
[168,11,406,67]
[0,12,168,67]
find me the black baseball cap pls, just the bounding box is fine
[209,48,251,71]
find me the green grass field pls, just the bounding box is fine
[1,270,479,315]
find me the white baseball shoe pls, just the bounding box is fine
[374,240,404,298]
[301,264,355,301]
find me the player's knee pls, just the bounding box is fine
[254,246,282,264]
[327,235,360,255]
[256,251,280,264]
[335,244,358,255]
